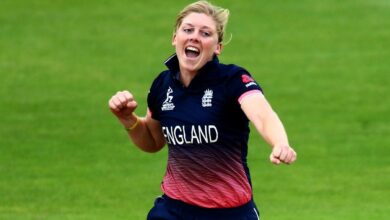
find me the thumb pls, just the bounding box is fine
[270,146,282,165]
[126,100,137,108]
[270,154,281,165]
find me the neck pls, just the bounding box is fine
[179,70,197,87]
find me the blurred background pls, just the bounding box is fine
[0,0,389,219]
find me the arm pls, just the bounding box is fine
[240,92,297,165]
[108,91,166,153]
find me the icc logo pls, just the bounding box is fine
[161,87,175,111]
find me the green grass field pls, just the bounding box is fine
[1,0,389,219]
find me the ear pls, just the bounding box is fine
[214,43,222,55]
[172,33,177,46]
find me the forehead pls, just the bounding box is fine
[181,12,217,30]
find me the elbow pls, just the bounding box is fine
[142,147,162,153]
[139,143,165,153]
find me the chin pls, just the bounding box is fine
[182,60,199,70]
[183,65,198,73]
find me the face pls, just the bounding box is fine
[172,12,222,75]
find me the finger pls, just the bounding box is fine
[286,150,297,164]
[112,96,124,109]
[290,151,297,163]
[279,147,289,161]
[271,158,281,165]
[122,90,133,100]
[272,146,282,158]
[284,150,293,164]
[270,154,281,165]
[126,100,137,109]
[119,91,135,109]
[117,93,128,104]
[108,99,119,111]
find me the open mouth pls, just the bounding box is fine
[185,46,200,58]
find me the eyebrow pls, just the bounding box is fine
[182,23,213,30]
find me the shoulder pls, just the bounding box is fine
[153,70,171,83]
[148,70,171,108]
[150,70,171,90]
[218,63,252,82]
[218,62,263,96]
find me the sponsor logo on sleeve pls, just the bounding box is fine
[241,74,257,87]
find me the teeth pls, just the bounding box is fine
[186,46,199,52]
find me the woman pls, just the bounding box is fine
[108,1,297,219]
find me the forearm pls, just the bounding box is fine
[240,93,289,148]
[121,115,164,153]
[109,91,165,152]
[241,93,296,164]
[255,111,289,148]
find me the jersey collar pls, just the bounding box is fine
[164,54,222,89]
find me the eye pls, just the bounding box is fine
[183,28,193,33]
[201,30,212,37]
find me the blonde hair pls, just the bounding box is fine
[174,1,230,43]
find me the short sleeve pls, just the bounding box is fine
[226,72,263,104]
[147,75,162,121]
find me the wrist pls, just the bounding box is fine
[122,114,140,131]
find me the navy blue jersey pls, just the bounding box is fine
[147,54,263,208]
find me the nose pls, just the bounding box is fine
[189,30,200,42]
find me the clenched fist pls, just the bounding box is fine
[108,90,138,124]
[270,144,297,165]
